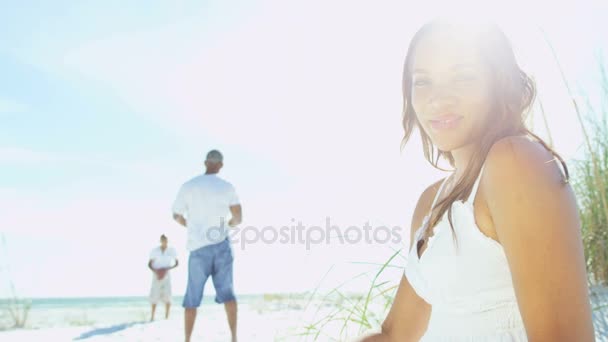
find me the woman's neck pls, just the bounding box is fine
[449,142,477,181]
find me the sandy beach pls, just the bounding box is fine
[0,293,380,341]
[2,290,608,341]
[0,308,303,341]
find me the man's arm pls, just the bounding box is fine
[228,205,242,227]
[172,183,188,227]
[173,213,187,227]
[171,259,179,269]
[148,259,155,271]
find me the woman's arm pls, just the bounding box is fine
[367,274,430,342]
[361,180,444,341]
[484,136,595,341]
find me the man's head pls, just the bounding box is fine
[204,149,224,174]
[160,234,168,249]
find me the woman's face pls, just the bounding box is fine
[410,30,494,152]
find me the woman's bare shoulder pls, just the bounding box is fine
[410,177,447,241]
[418,178,446,211]
[482,135,565,196]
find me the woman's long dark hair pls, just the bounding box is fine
[401,21,569,238]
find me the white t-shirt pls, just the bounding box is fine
[172,174,240,251]
[149,246,178,269]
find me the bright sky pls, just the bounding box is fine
[1,0,606,298]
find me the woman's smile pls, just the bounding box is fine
[428,114,464,131]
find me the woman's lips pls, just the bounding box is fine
[429,115,463,131]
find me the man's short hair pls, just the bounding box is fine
[160,234,168,241]
[206,150,223,163]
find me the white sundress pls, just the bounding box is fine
[404,167,528,341]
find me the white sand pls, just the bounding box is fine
[0,307,306,341]
[0,294,356,341]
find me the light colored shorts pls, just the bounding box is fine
[149,272,172,304]
[183,238,235,307]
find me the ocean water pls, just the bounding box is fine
[12,294,262,310]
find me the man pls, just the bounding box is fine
[148,234,178,321]
[172,150,242,342]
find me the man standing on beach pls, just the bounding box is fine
[172,150,242,342]
[148,234,179,321]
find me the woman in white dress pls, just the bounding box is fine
[362,20,595,341]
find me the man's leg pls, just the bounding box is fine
[224,300,237,342]
[183,247,210,342]
[164,276,172,319]
[212,240,237,342]
[150,275,160,321]
[184,308,197,342]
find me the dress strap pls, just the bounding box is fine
[430,174,451,213]
[468,164,486,204]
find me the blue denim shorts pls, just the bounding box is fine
[183,238,236,307]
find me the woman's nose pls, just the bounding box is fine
[428,84,457,109]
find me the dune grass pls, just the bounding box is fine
[295,249,401,341]
[571,73,608,287]
[541,30,608,287]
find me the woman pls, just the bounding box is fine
[363,20,595,341]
